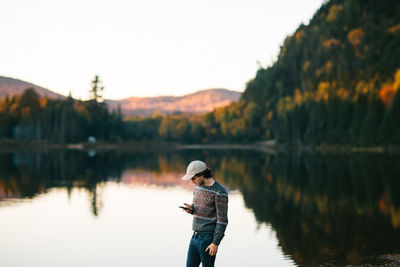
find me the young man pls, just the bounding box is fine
[181,160,228,267]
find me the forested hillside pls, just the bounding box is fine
[207,0,400,145]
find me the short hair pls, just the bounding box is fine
[194,168,213,178]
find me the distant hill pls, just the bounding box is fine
[0,76,65,99]
[105,89,241,117]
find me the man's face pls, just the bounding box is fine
[191,175,204,186]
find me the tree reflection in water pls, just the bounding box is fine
[1,149,400,266]
[225,152,400,266]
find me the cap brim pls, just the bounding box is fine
[182,174,194,181]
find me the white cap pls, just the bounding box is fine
[182,160,208,181]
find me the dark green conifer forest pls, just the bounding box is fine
[225,0,400,146]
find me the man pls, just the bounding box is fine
[181,160,228,267]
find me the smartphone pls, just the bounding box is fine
[179,206,193,212]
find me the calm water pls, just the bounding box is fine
[1,149,400,267]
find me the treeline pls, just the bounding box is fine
[123,101,261,143]
[0,82,262,143]
[0,88,123,142]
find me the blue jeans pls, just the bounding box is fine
[186,232,216,267]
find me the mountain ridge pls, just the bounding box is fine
[0,76,65,99]
[106,88,241,116]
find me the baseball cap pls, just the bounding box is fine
[182,160,208,181]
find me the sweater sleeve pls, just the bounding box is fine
[213,192,228,245]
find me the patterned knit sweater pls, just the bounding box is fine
[191,181,228,245]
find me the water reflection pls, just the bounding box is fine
[1,149,400,266]
[234,152,400,266]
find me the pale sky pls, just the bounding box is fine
[0,0,324,100]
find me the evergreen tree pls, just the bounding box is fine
[89,75,104,102]
[304,100,326,145]
[360,93,384,145]
[348,94,368,145]
[380,90,400,145]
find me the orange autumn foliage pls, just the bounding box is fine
[388,23,400,34]
[322,38,342,48]
[379,85,397,108]
[39,98,48,108]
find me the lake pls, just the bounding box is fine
[1,148,400,266]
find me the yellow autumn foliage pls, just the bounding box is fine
[326,4,343,22]
[393,69,400,90]
[316,82,331,102]
[347,28,364,47]
[391,207,400,229]
[388,23,400,34]
[302,60,310,71]
[337,88,350,99]
[295,29,305,42]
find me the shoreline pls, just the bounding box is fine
[0,139,179,152]
[1,139,400,153]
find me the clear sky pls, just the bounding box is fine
[0,0,324,100]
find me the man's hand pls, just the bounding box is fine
[205,243,218,256]
[183,203,194,214]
